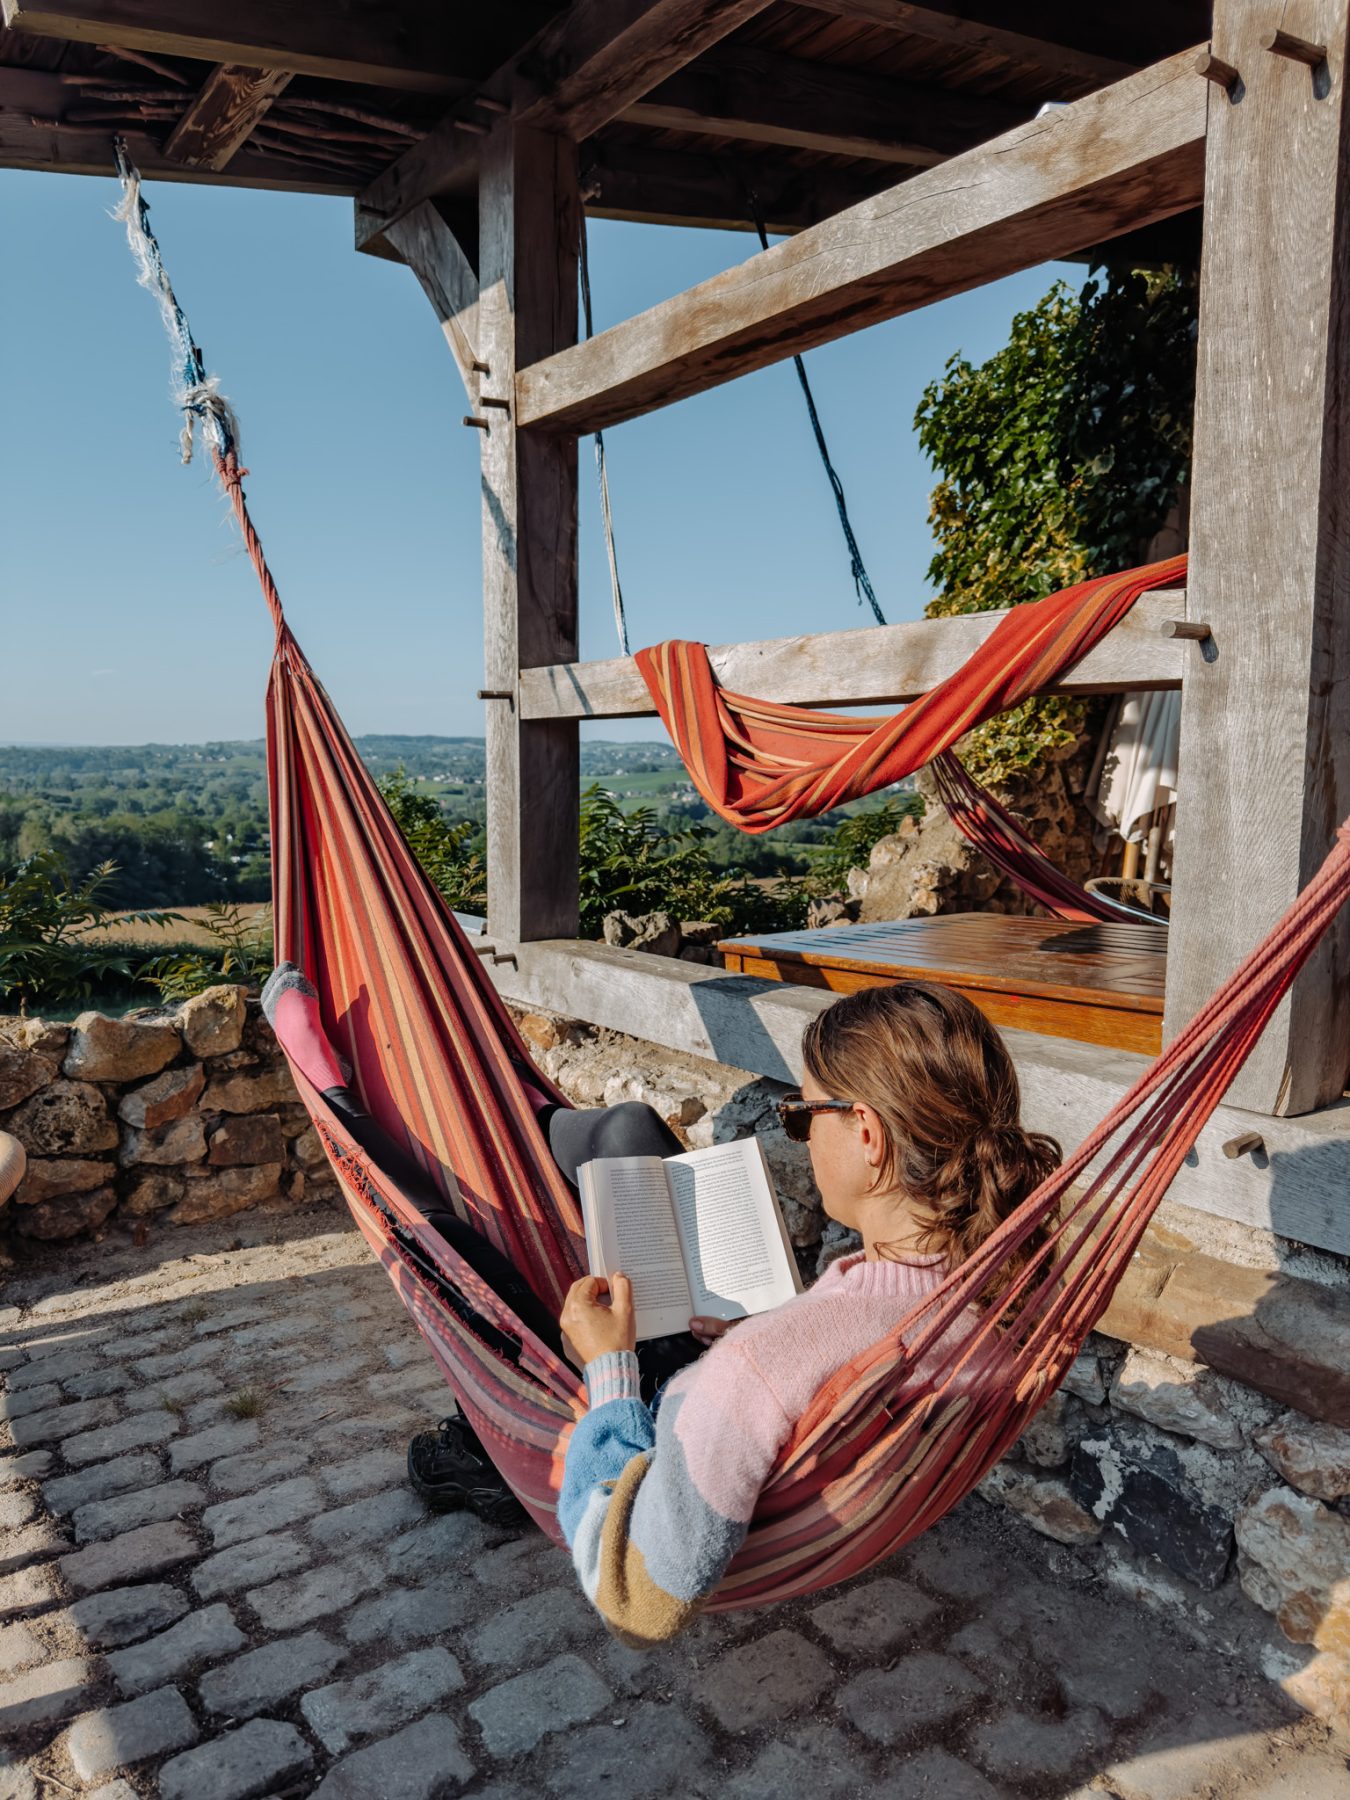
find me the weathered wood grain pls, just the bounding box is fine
[381,202,481,402]
[0,0,498,92]
[623,43,1028,166]
[517,589,1187,720]
[481,938,1350,1257]
[1163,0,1350,1117]
[515,50,1207,435]
[163,64,292,171]
[478,121,581,944]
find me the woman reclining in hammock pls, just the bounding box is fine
[264,971,1058,1639]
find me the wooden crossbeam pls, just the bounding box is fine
[0,0,537,93]
[515,49,1207,436]
[356,0,774,244]
[623,43,1029,165]
[581,141,900,234]
[163,63,291,171]
[380,201,481,401]
[516,590,1187,721]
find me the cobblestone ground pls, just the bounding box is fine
[2,1208,1346,1800]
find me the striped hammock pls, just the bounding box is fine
[635,557,1188,925]
[242,463,1346,1604]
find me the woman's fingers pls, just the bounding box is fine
[688,1314,735,1346]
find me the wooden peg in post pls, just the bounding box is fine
[479,396,511,411]
[471,360,491,375]
[1158,620,1213,640]
[453,116,488,135]
[477,688,513,700]
[1261,28,1328,67]
[475,96,509,114]
[1195,50,1241,92]
[463,415,490,431]
[1222,1131,1265,1160]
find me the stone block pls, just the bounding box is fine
[1,1381,60,1421]
[1062,1345,1108,1405]
[44,1452,163,1517]
[207,1444,308,1496]
[198,1629,345,1719]
[837,1651,984,1744]
[1236,1485,1350,1653]
[978,1463,1101,1545]
[0,1450,51,1489]
[121,1170,187,1216]
[118,1063,205,1131]
[60,1520,197,1594]
[723,1725,869,1800]
[8,1344,100,1389]
[168,1162,283,1225]
[871,1750,1003,1800]
[65,1366,135,1399]
[808,1575,937,1655]
[120,1116,208,1168]
[1069,1420,1235,1590]
[65,1685,198,1781]
[1254,1414,1350,1504]
[317,1444,404,1500]
[203,1475,322,1548]
[125,1370,220,1413]
[248,1560,381,1635]
[290,1124,326,1170]
[694,1629,833,1732]
[302,1646,467,1755]
[177,985,247,1058]
[1111,1346,1244,1449]
[193,1530,311,1601]
[0,1048,57,1111]
[10,1394,119,1448]
[14,1156,114,1207]
[107,1604,246,1697]
[969,1707,1109,1782]
[465,1653,607,1759]
[160,1718,312,1800]
[72,1480,203,1545]
[68,1583,189,1649]
[311,1715,474,1800]
[0,1657,95,1732]
[62,1410,179,1469]
[342,1580,471,1648]
[544,1703,711,1800]
[64,1012,180,1083]
[208,1114,284,1167]
[137,1339,219,1379]
[383,1510,490,1581]
[467,1584,599,1669]
[13,1184,118,1239]
[169,1418,260,1473]
[202,1068,299,1114]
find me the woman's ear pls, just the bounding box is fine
[855,1102,888,1170]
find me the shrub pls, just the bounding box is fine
[378,768,487,915]
[0,852,179,1012]
[137,902,275,1002]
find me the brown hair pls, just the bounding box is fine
[800,981,1061,1288]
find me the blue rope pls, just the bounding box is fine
[748,195,886,626]
[113,138,239,466]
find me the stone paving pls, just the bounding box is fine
[1,1208,1346,1800]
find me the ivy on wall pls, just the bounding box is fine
[915,267,1197,785]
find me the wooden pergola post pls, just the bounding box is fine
[477,117,581,944]
[1164,0,1350,1115]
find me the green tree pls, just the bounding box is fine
[378,768,487,915]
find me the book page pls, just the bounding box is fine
[578,1156,694,1341]
[665,1138,801,1322]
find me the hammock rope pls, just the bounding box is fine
[578,216,630,658]
[111,150,1349,1614]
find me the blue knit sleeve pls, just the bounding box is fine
[558,1351,652,1547]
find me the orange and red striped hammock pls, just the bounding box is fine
[636,556,1187,924]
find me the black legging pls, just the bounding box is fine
[325,1086,702,1399]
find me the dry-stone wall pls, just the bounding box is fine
[0,988,334,1247]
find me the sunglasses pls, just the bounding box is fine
[776,1092,856,1143]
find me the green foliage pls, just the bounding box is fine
[806,795,923,892]
[0,852,179,1011]
[915,266,1196,785]
[577,786,808,939]
[378,768,487,915]
[137,902,275,1002]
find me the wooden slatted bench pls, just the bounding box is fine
[716,914,1168,1055]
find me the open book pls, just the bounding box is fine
[579,1137,803,1342]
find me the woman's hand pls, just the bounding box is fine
[689,1314,739,1348]
[560,1273,636,1369]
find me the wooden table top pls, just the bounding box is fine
[717,914,1168,1011]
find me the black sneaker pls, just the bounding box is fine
[406,1415,527,1527]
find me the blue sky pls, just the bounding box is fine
[0,167,1077,745]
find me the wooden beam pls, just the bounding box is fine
[479,939,1350,1259]
[478,121,581,944]
[517,589,1188,721]
[794,2,1174,88]
[514,48,1208,436]
[356,0,774,245]
[1163,0,1350,1118]
[163,63,291,171]
[0,0,532,93]
[622,43,1028,166]
[380,201,481,403]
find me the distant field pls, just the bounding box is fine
[87,904,271,948]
